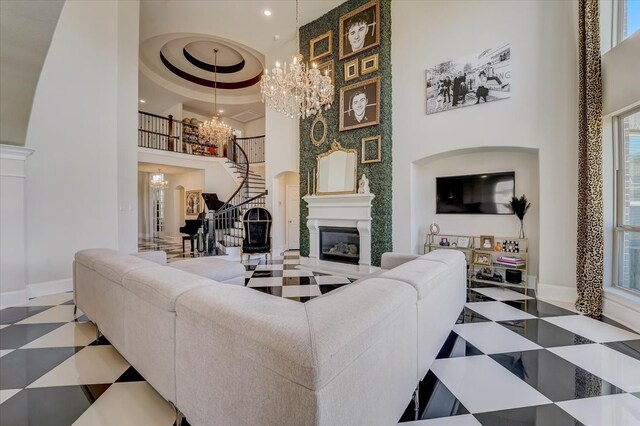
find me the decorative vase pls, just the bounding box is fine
[196,228,206,253]
[519,220,525,238]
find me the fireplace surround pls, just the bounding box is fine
[302,193,377,276]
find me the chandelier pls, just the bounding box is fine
[150,169,168,190]
[260,0,334,119]
[199,49,233,148]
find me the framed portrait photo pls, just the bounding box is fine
[344,58,359,82]
[317,59,335,86]
[361,135,381,164]
[340,76,380,131]
[361,53,379,75]
[310,31,332,62]
[339,0,380,60]
[185,190,202,216]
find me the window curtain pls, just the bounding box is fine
[575,0,603,317]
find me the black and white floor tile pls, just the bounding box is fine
[1,250,640,425]
[398,286,640,425]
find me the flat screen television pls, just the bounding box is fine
[436,172,515,214]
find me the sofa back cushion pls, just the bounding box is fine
[380,250,465,299]
[305,277,417,388]
[176,284,314,387]
[93,255,159,285]
[75,248,121,270]
[123,267,217,312]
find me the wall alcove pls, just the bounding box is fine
[411,146,540,283]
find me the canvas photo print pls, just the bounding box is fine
[426,44,511,115]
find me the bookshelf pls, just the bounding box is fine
[470,236,528,291]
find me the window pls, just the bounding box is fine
[615,108,640,293]
[618,0,640,42]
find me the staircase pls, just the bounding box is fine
[207,136,267,257]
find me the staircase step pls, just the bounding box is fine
[223,235,242,247]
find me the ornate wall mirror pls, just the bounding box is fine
[310,112,327,147]
[317,140,357,195]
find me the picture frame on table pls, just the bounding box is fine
[474,252,492,266]
[480,235,494,250]
[457,236,470,248]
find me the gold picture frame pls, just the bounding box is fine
[480,235,495,250]
[474,252,492,266]
[361,53,379,75]
[339,0,380,60]
[310,31,333,62]
[185,190,203,216]
[310,112,328,147]
[317,59,335,86]
[344,58,359,82]
[340,76,380,132]
[361,135,381,164]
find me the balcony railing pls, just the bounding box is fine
[138,111,265,162]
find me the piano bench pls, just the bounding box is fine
[182,235,196,253]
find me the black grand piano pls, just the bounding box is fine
[179,193,227,254]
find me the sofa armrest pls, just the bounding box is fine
[132,251,167,265]
[380,252,421,270]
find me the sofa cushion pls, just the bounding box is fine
[94,255,160,285]
[169,257,246,284]
[123,267,217,312]
[305,277,417,388]
[75,248,121,270]
[176,284,314,387]
[380,258,450,299]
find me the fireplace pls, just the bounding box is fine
[319,227,359,265]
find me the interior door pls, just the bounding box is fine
[286,185,300,250]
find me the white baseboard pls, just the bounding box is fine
[536,282,578,303]
[0,289,28,308]
[604,288,640,332]
[26,278,73,299]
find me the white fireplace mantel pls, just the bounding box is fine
[302,193,377,276]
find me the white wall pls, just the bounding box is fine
[413,149,540,279]
[265,39,299,256]
[244,117,265,137]
[392,0,579,300]
[24,1,139,288]
[0,146,33,306]
[117,0,140,254]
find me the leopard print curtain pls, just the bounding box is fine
[575,0,603,317]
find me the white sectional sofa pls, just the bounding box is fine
[73,248,465,426]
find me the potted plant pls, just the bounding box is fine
[509,195,531,238]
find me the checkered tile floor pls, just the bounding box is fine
[138,236,208,263]
[1,255,639,425]
[398,286,640,425]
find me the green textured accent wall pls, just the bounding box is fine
[299,0,392,266]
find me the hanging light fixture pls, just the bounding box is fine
[199,48,233,149]
[260,0,334,119]
[150,169,168,189]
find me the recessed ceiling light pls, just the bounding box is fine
[139,99,146,103]
[218,110,224,114]
[263,10,271,16]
